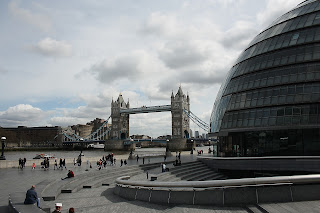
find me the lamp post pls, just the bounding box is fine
[0,136,6,160]
[79,138,84,155]
[165,139,172,156]
[190,139,194,154]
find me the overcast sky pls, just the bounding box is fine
[0,0,302,137]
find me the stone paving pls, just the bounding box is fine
[1,150,320,213]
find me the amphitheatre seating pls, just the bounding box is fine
[9,192,50,213]
[42,162,164,201]
[155,160,227,182]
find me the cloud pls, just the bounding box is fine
[87,50,159,84]
[221,20,258,50]
[8,0,52,32]
[30,37,72,57]
[158,40,210,69]
[140,12,179,38]
[257,0,301,28]
[0,104,50,127]
[0,66,9,74]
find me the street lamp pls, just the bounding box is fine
[190,139,194,154]
[79,138,84,155]
[0,136,6,160]
[165,139,172,156]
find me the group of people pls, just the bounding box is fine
[24,185,75,212]
[174,151,182,166]
[197,150,204,155]
[120,159,127,167]
[96,154,116,170]
[18,157,26,169]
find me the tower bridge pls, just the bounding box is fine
[62,87,209,151]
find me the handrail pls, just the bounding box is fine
[116,174,320,188]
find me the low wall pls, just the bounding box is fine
[105,140,135,151]
[168,139,193,151]
[198,156,320,173]
[0,156,103,169]
[114,174,320,206]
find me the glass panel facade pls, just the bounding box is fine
[210,0,320,156]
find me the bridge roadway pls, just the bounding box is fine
[120,105,171,114]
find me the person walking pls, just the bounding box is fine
[54,159,58,170]
[63,159,67,169]
[69,207,75,213]
[120,159,123,167]
[32,163,35,170]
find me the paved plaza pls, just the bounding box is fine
[1,151,320,213]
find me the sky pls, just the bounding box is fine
[0,0,302,137]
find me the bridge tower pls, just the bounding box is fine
[171,86,190,139]
[111,93,130,140]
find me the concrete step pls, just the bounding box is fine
[171,164,205,175]
[179,168,213,180]
[189,171,224,181]
[61,166,142,193]
[185,170,219,181]
[175,166,210,177]
[42,165,140,200]
[246,205,268,213]
[170,161,203,174]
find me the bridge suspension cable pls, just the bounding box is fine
[183,109,210,132]
[62,115,112,142]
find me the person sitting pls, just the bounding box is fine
[61,170,74,180]
[24,185,40,208]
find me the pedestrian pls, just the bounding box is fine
[59,158,63,170]
[32,163,35,170]
[90,163,92,168]
[54,159,58,170]
[24,185,40,208]
[63,159,67,169]
[120,159,123,167]
[52,203,62,213]
[146,170,149,179]
[124,160,127,165]
[69,207,75,213]
[136,155,139,162]
[113,158,116,165]
[61,170,74,180]
[143,157,145,164]
[164,155,167,161]
[23,157,27,168]
[163,163,166,172]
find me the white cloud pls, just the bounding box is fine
[30,37,72,57]
[0,104,50,127]
[222,20,258,50]
[257,0,301,28]
[8,0,52,32]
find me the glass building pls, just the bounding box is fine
[210,0,320,157]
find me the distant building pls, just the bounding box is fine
[130,134,151,139]
[0,126,63,148]
[195,131,199,138]
[71,118,110,140]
